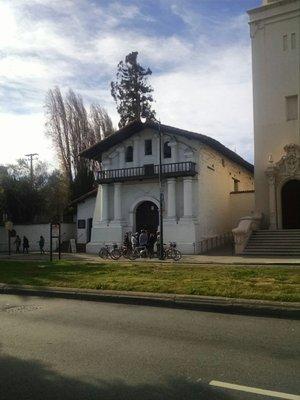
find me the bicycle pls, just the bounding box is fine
[165,242,182,261]
[120,244,132,259]
[129,245,152,260]
[98,244,121,260]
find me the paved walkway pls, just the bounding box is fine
[0,251,299,265]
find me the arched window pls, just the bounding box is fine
[125,146,133,162]
[163,141,172,159]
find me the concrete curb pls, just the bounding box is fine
[0,283,299,319]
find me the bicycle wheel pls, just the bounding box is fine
[129,250,139,260]
[99,248,109,259]
[158,249,167,260]
[165,249,173,259]
[122,248,131,259]
[172,249,182,261]
[110,248,121,260]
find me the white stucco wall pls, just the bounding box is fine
[197,145,254,239]
[76,196,96,244]
[101,127,198,169]
[249,0,300,225]
[229,191,255,228]
[0,223,76,252]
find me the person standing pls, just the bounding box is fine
[148,233,156,257]
[38,235,45,254]
[14,235,21,253]
[139,230,148,247]
[131,233,139,250]
[23,236,29,254]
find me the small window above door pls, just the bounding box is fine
[125,145,133,162]
[163,141,172,159]
[145,139,152,155]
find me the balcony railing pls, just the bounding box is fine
[96,161,197,183]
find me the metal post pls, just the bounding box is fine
[58,223,61,260]
[50,223,53,262]
[158,121,164,260]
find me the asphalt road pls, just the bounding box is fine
[0,295,299,400]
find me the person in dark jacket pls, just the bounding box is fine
[139,230,148,247]
[147,233,156,257]
[38,235,45,254]
[14,235,21,253]
[23,236,29,254]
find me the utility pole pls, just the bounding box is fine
[25,153,38,183]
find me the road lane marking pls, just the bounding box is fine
[209,380,300,399]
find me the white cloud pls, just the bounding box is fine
[0,113,56,166]
[152,44,254,161]
[0,0,254,165]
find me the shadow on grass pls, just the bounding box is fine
[0,352,232,400]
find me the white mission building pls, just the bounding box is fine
[80,121,254,254]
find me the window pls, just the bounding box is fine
[145,139,152,155]
[283,34,288,51]
[78,219,86,229]
[286,95,298,121]
[163,141,172,159]
[125,145,133,162]
[291,33,296,49]
[233,178,239,192]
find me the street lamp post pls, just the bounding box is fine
[141,117,164,259]
[157,121,164,260]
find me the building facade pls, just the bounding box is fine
[81,121,254,254]
[70,189,97,250]
[249,0,300,229]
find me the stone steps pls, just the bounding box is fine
[243,230,300,256]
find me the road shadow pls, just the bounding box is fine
[0,352,234,400]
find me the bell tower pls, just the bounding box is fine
[248,0,300,227]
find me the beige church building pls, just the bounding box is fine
[81,121,254,254]
[233,0,300,255]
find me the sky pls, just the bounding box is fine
[0,0,261,168]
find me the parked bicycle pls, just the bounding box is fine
[119,244,132,259]
[129,245,152,260]
[98,244,121,260]
[164,242,182,261]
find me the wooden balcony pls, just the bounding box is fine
[96,161,197,183]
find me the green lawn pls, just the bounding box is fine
[0,260,299,302]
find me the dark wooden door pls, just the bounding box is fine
[282,180,300,229]
[144,164,155,176]
[136,201,159,233]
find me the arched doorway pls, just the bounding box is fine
[135,201,159,233]
[282,180,300,229]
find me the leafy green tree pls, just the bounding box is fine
[111,51,156,128]
[0,160,69,224]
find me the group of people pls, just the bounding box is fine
[123,230,160,256]
[14,235,45,254]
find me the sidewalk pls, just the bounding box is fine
[0,283,299,319]
[0,251,299,265]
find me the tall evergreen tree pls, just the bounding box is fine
[111,51,156,128]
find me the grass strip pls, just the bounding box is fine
[0,260,299,302]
